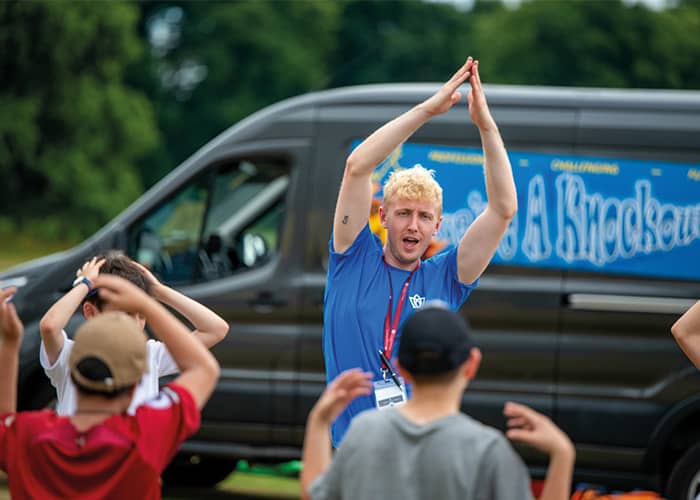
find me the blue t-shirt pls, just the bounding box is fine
[323,225,478,446]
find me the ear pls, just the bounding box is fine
[82,302,99,319]
[379,205,388,228]
[395,360,415,386]
[462,347,482,381]
[434,214,443,235]
[134,313,147,332]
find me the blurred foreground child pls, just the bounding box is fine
[0,277,220,498]
[302,305,575,500]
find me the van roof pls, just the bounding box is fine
[287,82,700,112]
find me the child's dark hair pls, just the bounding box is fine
[85,251,151,310]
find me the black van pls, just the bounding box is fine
[2,83,700,497]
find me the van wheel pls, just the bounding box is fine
[666,442,700,500]
[162,455,238,488]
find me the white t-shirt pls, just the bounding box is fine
[39,330,179,415]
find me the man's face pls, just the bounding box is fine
[380,197,442,269]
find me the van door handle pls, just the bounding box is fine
[566,293,695,314]
[250,291,287,313]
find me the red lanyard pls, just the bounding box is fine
[382,258,419,366]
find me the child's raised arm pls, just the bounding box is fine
[672,300,700,368]
[0,287,23,415]
[93,275,220,409]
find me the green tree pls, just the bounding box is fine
[131,1,340,188]
[329,0,475,87]
[0,1,158,241]
[130,0,700,190]
[470,0,700,89]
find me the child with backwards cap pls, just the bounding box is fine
[301,303,575,500]
[0,276,220,499]
[39,251,229,415]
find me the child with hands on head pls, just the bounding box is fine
[39,250,228,415]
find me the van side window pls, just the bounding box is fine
[129,181,208,284]
[128,159,289,285]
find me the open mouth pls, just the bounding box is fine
[403,236,420,250]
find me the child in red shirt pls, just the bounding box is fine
[0,276,220,499]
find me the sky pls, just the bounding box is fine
[429,0,675,11]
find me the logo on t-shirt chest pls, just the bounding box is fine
[408,294,425,309]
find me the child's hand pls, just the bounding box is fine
[93,275,152,315]
[131,260,165,297]
[0,287,23,342]
[504,401,574,457]
[76,257,106,283]
[310,369,373,424]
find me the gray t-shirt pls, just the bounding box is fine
[310,408,534,500]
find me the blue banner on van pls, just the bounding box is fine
[367,142,700,282]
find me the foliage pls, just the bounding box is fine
[130,0,340,187]
[2,0,700,246]
[470,0,700,88]
[0,0,158,241]
[328,0,473,86]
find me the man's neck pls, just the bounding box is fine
[382,248,419,272]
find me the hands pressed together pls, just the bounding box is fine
[418,55,497,132]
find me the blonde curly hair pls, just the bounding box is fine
[382,165,443,215]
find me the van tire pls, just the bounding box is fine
[666,442,700,500]
[162,455,238,488]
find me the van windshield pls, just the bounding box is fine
[128,159,289,284]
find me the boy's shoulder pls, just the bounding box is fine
[350,409,506,449]
[450,412,507,443]
[1,410,69,441]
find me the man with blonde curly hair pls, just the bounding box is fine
[323,57,518,446]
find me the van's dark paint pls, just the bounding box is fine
[3,83,700,494]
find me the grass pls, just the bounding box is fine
[0,234,74,272]
[161,466,301,499]
[221,471,300,498]
[2,469,300,500]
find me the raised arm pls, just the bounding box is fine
[301,369,373,500]
[456,60,518,284]
[39,257,104,364]
[504,402,575,500]
[94,275,220,409]
[672,300,700,368]
[134,262,229,349]
[0,287,23,415]
[333,57,474,253]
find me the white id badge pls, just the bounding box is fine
[373,379,407,410]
